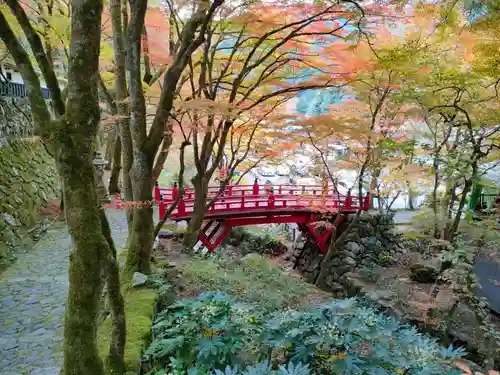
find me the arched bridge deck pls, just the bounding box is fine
[154,183,371,253]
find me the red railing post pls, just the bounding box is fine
[178,197,186,215]
[158,194,166,221]
[252,178,259,195]
[363,192,371,211]
[154,181,161,203]
[343,190,352,210]
[172,184,179,201]
[268,188,275,208]
[115,194,122,209]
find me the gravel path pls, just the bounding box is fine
[0,209,129,375]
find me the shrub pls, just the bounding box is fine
[142,292,467,375]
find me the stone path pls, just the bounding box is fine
[0,209,129,375]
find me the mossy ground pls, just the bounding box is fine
[98,249,158,373]
[162,248,329,312]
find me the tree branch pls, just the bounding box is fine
[5,0,65,116]
[0,11,52,139]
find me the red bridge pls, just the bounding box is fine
[154,182,370,253]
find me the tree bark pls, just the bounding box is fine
[152,140,189,240]
[104,132,115,170]
[151,122,174,184]
[432,154,440,238]
[100,210,126,374]
[183,176,208,248]
[108,132,122,195]
[126,158,154,273]
[125,0,154,273]
[444,179,472,241]
[110,0,133,234]
[57,1,108,373]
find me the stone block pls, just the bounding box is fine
[342,256,357,266]
[344,241,363,254]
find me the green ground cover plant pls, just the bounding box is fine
[141,291,467,375]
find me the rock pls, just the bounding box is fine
[343,250,357,259]
[330,257,342,266]
[409,264,439,283]
[345,232,361,243]
[132,272,148,287]
[361,237,377,250]
[344,241,362,254]
[1,213,17,226]
[26,296,39,305]
[158,229,175,239]
[343,257,357,266]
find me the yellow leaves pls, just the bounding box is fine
[0,4,23,36]
[329,352,347,361]
[43,14,71,48]
[100,71,115,85]
[100,41,115,68]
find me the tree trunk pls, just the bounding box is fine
[55,1,109,373]
[125,156,154,274]
[125,0,153,273]
[60,153,108,375]
[110,0,133,235]
[432,157,440,238]
[0,0,114,371]
[407,181,415,210]
[314,210,362,288]
[100,210,126,374]
[108,132,122,195]
[151,122,174,184]
[104,129,115,170]
[183,176,208,248]
[444,179,472,241]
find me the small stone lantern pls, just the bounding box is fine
[93,151,111,204]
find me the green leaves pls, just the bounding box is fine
[142,292,467,375]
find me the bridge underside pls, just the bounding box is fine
[170,209,347,253]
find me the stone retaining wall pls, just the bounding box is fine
[0,139,59,262]
[292,213,402,288]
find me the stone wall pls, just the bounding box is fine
[292,213,402,289]
[0,139,59,261]
[0,97,34,142]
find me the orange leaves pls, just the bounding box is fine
[101,5,170,68]
[176,98,237,118]
[144,7,170,65]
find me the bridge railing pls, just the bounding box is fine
[154,182,371,220]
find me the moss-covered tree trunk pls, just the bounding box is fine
[0,1,122,373]
[100,210,126,373]
[123,0,223,270]
[59,152,107,375]
[125,157,154,273]
[110,0,134,235]
[183,176,208,248]
[57,1,109,373]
